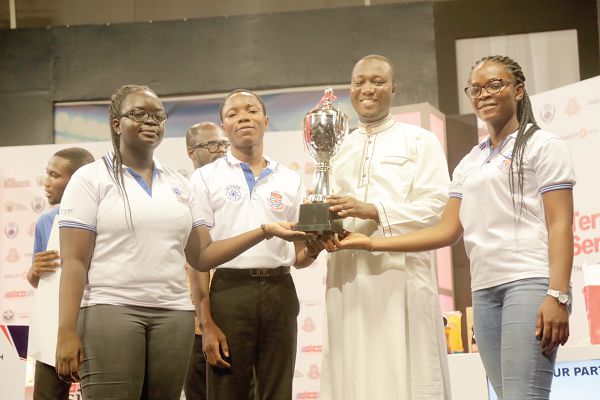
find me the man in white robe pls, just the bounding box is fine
[320,55,452,400]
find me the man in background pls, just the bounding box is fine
[27,147,95,400]
[184,122,229,400]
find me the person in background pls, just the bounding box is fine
[183,121,229,400]
[333,55,575,400]
[27,147,95,400]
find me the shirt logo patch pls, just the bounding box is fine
[268,191,284,211]
[498,158,512,173]
[172,187,189,204]
[225,185,242,202]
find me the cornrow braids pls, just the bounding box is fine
[471,55,541,224]
[107,84,156,232]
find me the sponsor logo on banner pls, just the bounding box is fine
[5,248,20,262]
[3,272,24,279]
[4,290,34,298]
[539,103,556,123]
[573,210,600,256]
[559,128,598,142]
[4,201,27,212]
[28,222,36,237]
[2,309,15,322]
[4,222,18,239]
[268,191,284,211]
[565,97,581,116]
[225,185,242,202]
[3,177,31,188]
[302,317,316,332]
[294,369,304,378]
[307,364,320,379]
[296,392,319,399]
[587,98,600,106]
[301,345,322,353]
[31,196,45,213]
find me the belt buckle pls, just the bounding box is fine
[251,268,270,277]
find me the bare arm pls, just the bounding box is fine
[185,222,306,272]
[334,198,463,252]
[536,189,574,353]
[56,227,95,383]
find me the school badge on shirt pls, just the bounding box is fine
[498,150,513,173]
[172,187,189,204]
[268,191,284,211]
[225,185,242,202]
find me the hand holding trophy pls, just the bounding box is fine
[295,88,349,234]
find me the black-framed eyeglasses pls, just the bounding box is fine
[119,109,169,124]
[464,79,512,99]
[189,140,231,153]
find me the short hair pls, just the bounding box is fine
[185,122,222,147]
[53,147,95,176]
[219,89,267,122]
[354,54,396,83]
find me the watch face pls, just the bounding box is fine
[558,293,569,304]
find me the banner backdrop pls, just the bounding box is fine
[529,76,600,345]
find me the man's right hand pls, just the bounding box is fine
[32,250,60,278]
[202,320,231,368]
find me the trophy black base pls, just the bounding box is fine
[294,202,343,234]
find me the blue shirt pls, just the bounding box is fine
[33,207,60,258]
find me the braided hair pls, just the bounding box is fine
[107,84,156,231]
[471,55,540,222]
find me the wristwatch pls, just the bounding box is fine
[546,289,570,305]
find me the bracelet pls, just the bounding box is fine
[260,224,273,240]
[369,238,375,252]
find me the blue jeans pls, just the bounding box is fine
[473,278,558,400]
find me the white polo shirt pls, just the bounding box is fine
[190,153,304,269]
[449,128,576,291]
[59,152,205,310]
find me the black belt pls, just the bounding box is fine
[215,266,290,278]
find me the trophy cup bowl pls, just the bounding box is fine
[295,88,349,234]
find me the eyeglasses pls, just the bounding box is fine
[119,109,169,124]
[189,140,231,153]
[464,79,512,99]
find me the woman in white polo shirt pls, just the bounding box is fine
[54,84,305,400]
[331,56,575,400]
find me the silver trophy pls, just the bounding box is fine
[295,88,349,233]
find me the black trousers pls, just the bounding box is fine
[207,270,299,400]
[184,334,207,400]
[33,361,70,400]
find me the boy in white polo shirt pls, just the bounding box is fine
[191,90,317,400]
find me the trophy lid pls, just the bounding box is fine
[304,88,347,146]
